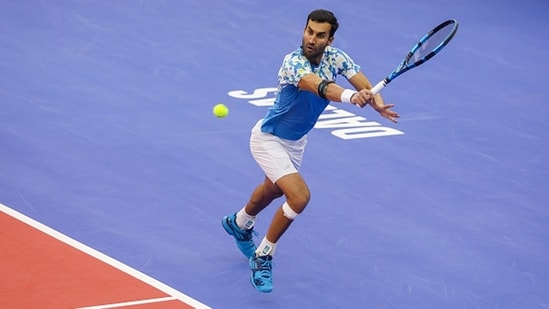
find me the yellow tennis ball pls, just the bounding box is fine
[213,103,229,118]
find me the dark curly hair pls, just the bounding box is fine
[306,9,339,38]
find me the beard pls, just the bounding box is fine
[301,39,326,64]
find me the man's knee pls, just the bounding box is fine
[284,186,310,214]
[282,201,299,220]
[276,173,310,212]
[282,190,310,220]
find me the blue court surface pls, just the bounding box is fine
[1,0,548,308]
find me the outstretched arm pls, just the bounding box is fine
[298,73,373,108]
[348,72,400,123]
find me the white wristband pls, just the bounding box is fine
[340,89,356,103]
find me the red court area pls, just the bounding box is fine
[0,205,210,309]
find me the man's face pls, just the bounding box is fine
[301,20,334,64]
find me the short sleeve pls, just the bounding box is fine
[278,52,313,87]
[333,48,361,79]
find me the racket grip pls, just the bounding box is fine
[370,80,387,95]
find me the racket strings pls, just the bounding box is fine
[410,22,456,64]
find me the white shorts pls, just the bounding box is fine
[250,120,307,183]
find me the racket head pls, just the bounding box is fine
[388,19,459,81]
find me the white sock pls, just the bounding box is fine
[255,237,276,257]
[235,208,256,230]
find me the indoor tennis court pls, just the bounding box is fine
[1,1,548,308]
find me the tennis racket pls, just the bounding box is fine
[370,19,459,95]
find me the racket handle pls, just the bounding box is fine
[370,80,387,95]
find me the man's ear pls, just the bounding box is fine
[327,36,335,45]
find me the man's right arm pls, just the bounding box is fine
[297,73,372,107]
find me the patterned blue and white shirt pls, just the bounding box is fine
[260,45,361,140]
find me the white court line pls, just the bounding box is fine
[76,296,177,308]
[0,203,211,309]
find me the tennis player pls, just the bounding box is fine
[222,9,399,293]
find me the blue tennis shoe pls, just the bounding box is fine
[222,213,257,258]
[249,254,273,293]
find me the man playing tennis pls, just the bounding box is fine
[222,9,399,293]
